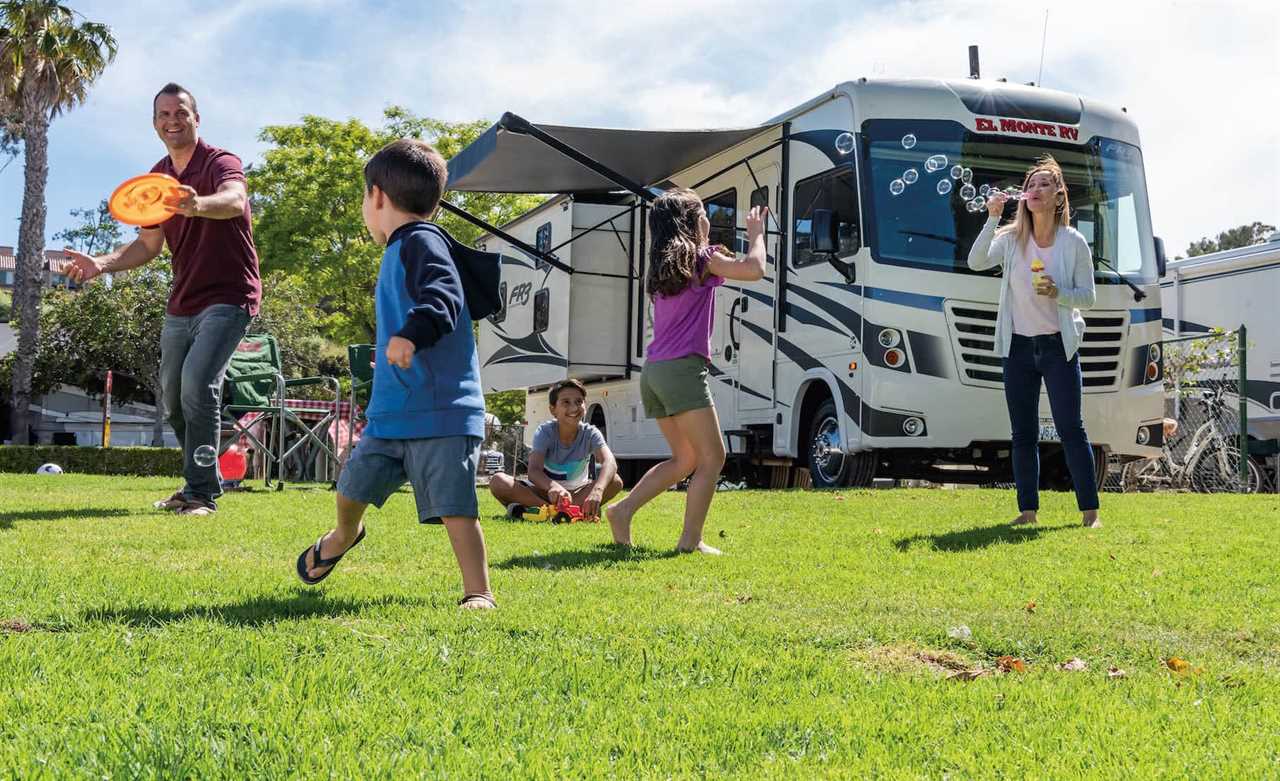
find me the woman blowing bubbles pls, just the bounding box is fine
[968,155,1101,529]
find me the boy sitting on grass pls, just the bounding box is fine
[489,379,623,520]
[296,138,494,610]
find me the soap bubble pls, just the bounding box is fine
[194,445,218,468]
[950,165,963,180]
[979,184,991,197]
[924,154,948,172]
[902,168,919,184]
[834,132,855,155]
[960,183,976,200]
[901,133,917,150]
[889,178,906,196]
[961,168,973,184]
[936,179,952,196]
[965,200,980,213]
[972,196,986,211]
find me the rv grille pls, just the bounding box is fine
[944,301,1128,392]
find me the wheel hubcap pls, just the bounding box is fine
[810,417,844,484]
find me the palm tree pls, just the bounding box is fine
[0,1,115,444]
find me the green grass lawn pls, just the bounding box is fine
[2,475,1278,778]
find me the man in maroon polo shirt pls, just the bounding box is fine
[67,83,261,516]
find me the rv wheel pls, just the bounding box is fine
[807,399,875,488]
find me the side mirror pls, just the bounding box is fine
[811,208,856,284]
[812,209,839,254]
[1154,236,1167,278]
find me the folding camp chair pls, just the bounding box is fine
[343,344,374,464]
[221,333,341,489]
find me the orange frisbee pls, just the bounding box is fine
[108,173,180,226]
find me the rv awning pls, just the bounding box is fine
[447,113,773,195]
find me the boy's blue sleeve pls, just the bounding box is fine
[395,229,464,350]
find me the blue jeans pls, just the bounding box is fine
[160,303,252,505]
[1002,334,1099,512]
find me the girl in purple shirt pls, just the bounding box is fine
[606,188,768,553]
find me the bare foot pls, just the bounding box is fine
[1082,511,1102,529]
[1010,511,1037,526]
[676,541,722,555]
[605,502,633,546]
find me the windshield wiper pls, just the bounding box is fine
[897,229,957,245]
[1093,256,1147,302]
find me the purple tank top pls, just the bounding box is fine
[646,249,724,362]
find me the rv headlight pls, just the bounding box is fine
[1148,343,1161,363]
[1137,426,1151,445]
[878,328,902,348]
[902,417,925,437]
[1146,362,1160,382]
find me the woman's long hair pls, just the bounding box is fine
[996,154,1071,249]
[646,188,705,298]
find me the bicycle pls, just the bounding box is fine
[1121,388,1264,493]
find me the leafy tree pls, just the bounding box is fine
[1184,221,1276,258]
[51,198,124,255]
[0,289,10,321]
[249,107,541,344]
[0,0,117,443]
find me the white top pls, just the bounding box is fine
[966,216,1097,359]
[1009,238,1061,336]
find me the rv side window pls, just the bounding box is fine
[536,222,552,271]
[793,166,860,268]
[703,189,737,251]
[533,287,550,333]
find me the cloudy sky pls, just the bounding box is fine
[2,0,1276,258]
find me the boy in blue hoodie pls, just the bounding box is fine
[296,138,494,609]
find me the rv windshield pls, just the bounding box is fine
[860,119,1157,283]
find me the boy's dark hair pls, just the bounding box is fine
[549,379,587,406]
[154,82,197,116]
[364,138,448,216]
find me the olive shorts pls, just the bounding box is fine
[640,355,714,419]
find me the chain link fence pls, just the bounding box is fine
[1106,328,1272,494]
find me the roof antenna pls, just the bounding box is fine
[1036,10,1049,87]
[968,45,980,79]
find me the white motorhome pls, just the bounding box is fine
[1162,233,1280,458]
[452,78,1167,488]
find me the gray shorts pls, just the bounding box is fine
[338,434,481,523]
[640,355,713,419]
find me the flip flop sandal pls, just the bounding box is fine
[458,593,497,609]
[296,527,366,585]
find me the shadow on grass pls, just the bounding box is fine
[494,543,680,571]
[0,507,138,531]
[893,522,1077,553]
[80,592,427,628]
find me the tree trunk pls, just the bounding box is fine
[150,373,166,447]
[9,107,51,446]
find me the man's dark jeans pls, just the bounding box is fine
[160,303,251,506]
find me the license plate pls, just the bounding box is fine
[1038,418,1060,442]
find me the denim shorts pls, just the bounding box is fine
[337,434,481,523]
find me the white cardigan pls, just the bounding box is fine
[966,216,1097,360]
